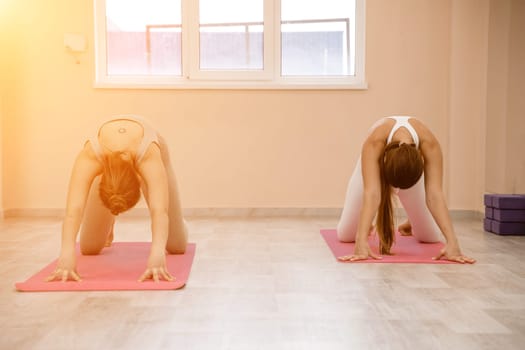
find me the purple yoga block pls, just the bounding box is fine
[491,220,525,235]
[491,194,525,209]
[485,207,494,219]
[483,218,493,232]
[484,194,493,207]
[493,209,525,222]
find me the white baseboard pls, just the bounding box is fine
[2,207,482,219]
[1,207,342,218]
[394,208,483,220]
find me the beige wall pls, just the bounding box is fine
[485,0,525,195]
[0,89,3,218]
[506,0,525,193]
[0,0,12,217]
[448,0,489,211]
[2,0,516,216]
[0,91,3,217]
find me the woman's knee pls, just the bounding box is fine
[167,242,187,255]
[80,244,103,255]
[336,224,356,243]
[167,228,188,254]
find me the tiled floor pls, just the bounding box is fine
[1,215,524,349]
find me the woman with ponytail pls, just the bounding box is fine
[47,115,188,282]
[337,116,475,263]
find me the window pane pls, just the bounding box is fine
[105,0,181,76]
[281,0,356,76]
[199,0,263,70]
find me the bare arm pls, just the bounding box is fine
[419,125,475,263]
[47,144,101,282]
[137,144,173,281]
[419,134,457,244]
[61,145,101,251]
[339,128,386,261]
[356,139,383,244]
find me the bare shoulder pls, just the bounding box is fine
[410,119,441,158]
[139,142,163,164]
[366,118,392,142]
[79,141,98,158]
[74,142,103,173]
[362,118,391,153]
[66,143,102,194]
[409,118,438,144]
[136,143,164,177]
[136,143,167,194]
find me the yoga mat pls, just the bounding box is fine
[320,229,454,264]
[15,242,196,292]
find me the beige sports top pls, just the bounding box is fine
[88,115,159,163]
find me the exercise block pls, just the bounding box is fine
[485,194,525,209]
[491,220,525,235]
[484,194,493,207]
[493,208,525,222]
[485,207,494,219]
[483,218,493,232]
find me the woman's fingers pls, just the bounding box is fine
[450,254,476,264]
[152,268,159,282]
[349,255,368,261]
[139,270,154,282]
[337,254,365,261]
[433,250,446,261]
[45,271,58,282]
[138,270,150,282]
[337,254,367,262]
[71,270,82,282]
[161,269,174,281]
[368,252,383,260]
[45,269,82,282]
[338,251,383,262]
[433,249,476,264]
[138,267,175,282]
[462,256,476,264]
[448,255,476,264]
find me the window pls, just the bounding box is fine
[94,0,366,89]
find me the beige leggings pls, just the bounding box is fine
[79,135,188,255]
[336,156,442,243]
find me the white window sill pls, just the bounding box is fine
[93,79,369,90]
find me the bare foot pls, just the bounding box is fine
[104,229,114,247]
[398,220,412,236]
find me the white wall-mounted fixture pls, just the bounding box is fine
[64,33,86,53]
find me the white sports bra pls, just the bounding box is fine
[88,115,159,163]
[386,116,420,147]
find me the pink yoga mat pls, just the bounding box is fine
[15,242,196,292]
[321,229,454,264]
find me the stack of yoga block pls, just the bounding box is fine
[484,194,525,235]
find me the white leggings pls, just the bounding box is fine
[336,157,442,243]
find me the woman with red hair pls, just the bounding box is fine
[47,115,188,282]
[337,116,475,263]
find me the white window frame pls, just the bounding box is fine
[94,0,367,90]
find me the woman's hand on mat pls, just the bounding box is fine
[433,244,476,264]
[45,252,82,282]
[337,241,382,262]
[138,254,174,282]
